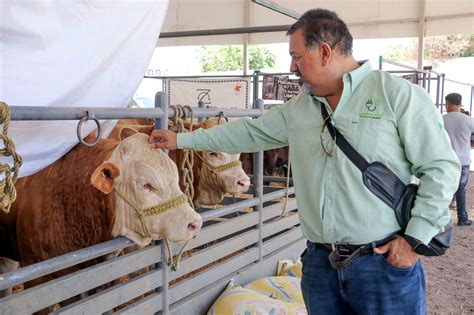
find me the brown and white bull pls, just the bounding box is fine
[0,128,202,267]
[110,118,251,207]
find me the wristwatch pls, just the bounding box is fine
[404,235,428,255]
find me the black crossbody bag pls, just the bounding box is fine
[320,105,452,256]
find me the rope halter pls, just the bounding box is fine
[194,152,242,175]
[114,189,188,221]
[113,186,191,271]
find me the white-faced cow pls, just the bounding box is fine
[0,128,202,268]
[110,118,251,207]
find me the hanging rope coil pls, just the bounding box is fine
[166,104,197,270]
[279,152,292,217]
[0,102,23,213]
[170,104,196,209]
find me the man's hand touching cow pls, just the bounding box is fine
[149,129,178,150]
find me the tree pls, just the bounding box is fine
[385,34,474,66]
[199,45,276,72]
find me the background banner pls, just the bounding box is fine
[166,79,250,109]
[262,75,300,102]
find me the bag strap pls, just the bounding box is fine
[320,104,369,172]
[320,104,407,209]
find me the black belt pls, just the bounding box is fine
[309,235,397,269]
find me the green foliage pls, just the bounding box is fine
[385,43,416,62]
[385,34,473,66]
[199,45,276,72]
[424,34,474,61]
[248,46,276,70]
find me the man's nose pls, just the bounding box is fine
[290,60,298,73]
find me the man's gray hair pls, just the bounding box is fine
[287,8,353,56]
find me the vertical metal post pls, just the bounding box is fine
[470,85,473,114]
[417,0,426,70]
[243,0,250,76]
[253,97,264,263]
[155,91,168,130]
[154,92,170,314]
[252,70,261,102]
[427,71,431,93]
[160,243,170,315]
[378,56,383,70]
[198,100,205,123]
[435,75,441,110]
[440,73,445,112]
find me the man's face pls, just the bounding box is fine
[445,102,450,112]
[289,29,324,95]
[445,102,460,113]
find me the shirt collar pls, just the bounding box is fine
[311,60,374,104]
[345,60,373,92]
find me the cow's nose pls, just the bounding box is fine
[237,178,251,190]
[187,218,202,236]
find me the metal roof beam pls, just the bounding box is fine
[251,0,300,20]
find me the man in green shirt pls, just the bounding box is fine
[149,8,460,315]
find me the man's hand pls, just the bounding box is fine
[148,130,178,150]
[373,235,420,268]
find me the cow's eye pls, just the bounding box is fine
[143,183,155,192]
[209,152,218,158]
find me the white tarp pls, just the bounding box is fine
[160,0,474,46]
[0,0,169,177]
[166,78,250,109]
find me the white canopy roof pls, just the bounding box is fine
[159,0,474,46]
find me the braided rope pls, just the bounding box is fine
[213,160,242,173]
[279,153,292,217]
[0,102,23,213]
[140,194,188,218]
[114,187,189,238]
[194,152,242,174]
[170,104,195,208]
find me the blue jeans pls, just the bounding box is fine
[455,165,470,221]
[301,242,427,315]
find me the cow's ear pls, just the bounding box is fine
[119,127,138,141]
[135,125,154,135]
[91,162,120,194]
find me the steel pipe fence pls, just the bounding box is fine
[0,88,300,314]
[0,188,299,314]
[379,56,474,113]
[8,105,262,121]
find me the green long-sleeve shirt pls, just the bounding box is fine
[178,61,460,245]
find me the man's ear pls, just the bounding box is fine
[91,162,120,194]
[320,43,332,66]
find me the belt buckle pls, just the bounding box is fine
[333,243,352,257]
[329,243,360,270]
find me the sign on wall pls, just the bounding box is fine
[262,75,300,102]
[401,74,418,84]
[165,79,250,109]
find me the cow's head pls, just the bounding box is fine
[194,118,250,206]
[91,128,202,246]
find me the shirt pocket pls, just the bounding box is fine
[354,118,399,159]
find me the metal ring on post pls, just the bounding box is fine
[76,111,101,147]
